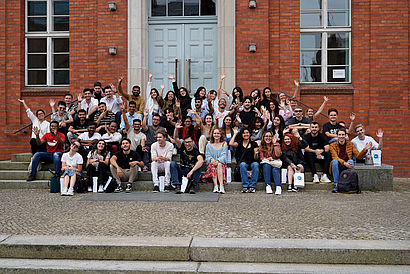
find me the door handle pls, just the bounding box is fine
[175,59,178,85]
[187,58,191,92]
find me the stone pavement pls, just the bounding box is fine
[0,179,409,241]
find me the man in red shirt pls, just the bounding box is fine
[27,121,65,181]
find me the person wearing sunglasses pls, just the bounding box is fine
[285,106,312,136]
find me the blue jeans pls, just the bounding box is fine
[31,152,62,175]
[331,159,354,185]
[239,162,259,188]
[170,161,202,186]
[262,164,281,187]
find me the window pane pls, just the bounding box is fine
[328,11,349,26]
[28,17,47,32]
[53,0,69,15]
[152,0,166,16]
[53,38,69,52]
[28,54,47,68]
[54,70,69,85]
[53,16,69,31]
[328,0,349,10]
[300,0,321,10]
[54,54,69,68]
[301,33,322,49]
[301,67,321,82]
[201,0,216,15]
[168,0,182,16]
[301,50,321,65]
[328,67,349,82]
[328,50,348,65]
[328,33,349,48]
[28,70,47,85]
[28,1,47,16]
[185,0,199,16]
[301,11,322,27]
[28,38,47,53]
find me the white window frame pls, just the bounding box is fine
[25,0,69,87]
[149,0,217,18]
[300,0,351,84]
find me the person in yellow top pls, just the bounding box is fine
[330,127,371,193]
[117,76,145,117]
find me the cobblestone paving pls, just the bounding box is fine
[0,181,409,240]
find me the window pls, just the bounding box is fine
[151,0,216,17]
[26,0,69,86]
[300,0,350,83]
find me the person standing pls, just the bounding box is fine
[150,131,174,192]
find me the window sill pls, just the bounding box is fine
[22,87,70,96]
[300,84,354,95]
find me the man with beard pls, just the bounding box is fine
[303,122,331,183]
[118,77,145,121]
[213,97,235,128]
[101,85,123,124]
[286,106,312,135]
[78,122,101,162]
[67,109,89,142]
[79,88,98,120]
[101,121,122,154]
[110,138,144,193]
[94,102,116,135]
[142,110,165,171]
[93,82,103,102]
[120,101,139,135]
[238,96,257,128]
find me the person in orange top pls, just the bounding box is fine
[330,127,371,193]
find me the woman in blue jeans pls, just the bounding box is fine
[258,131,282,195]
[229,127,259,193]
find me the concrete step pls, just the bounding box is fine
[0,259,409,274]
[10,153,32,163]
[0,170,51,180]
[0,235,408,265]
[0,161,54,171]
[0,180,49,189]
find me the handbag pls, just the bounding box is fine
[260,158,282,168]
[234,142,251,182]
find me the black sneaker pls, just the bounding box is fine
[175,185,182,194]
[292,186,298,192]
[332,187,338,193]
[125,183,132,193]
[242,187,249,193]
[26,174,36,182]
[287,185,292,192]
[164,185,171,192]
[189,185,196,194]
[249,187,256,193]
[114,185,123,193]
[153,185,160,192]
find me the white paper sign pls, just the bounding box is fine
[333,69,345,79]
[371,150,382,166]
[181,177,188,192]
[226,167,232,183]
[281,169,287,184]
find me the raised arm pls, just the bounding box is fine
[49,99,56,114]
[376,129,383,150]
[347,112,355,134]
[217,73,226,99]
[292,80,299,99]
[173,123,183,149]
[146,71,153,98]
[142,109,149,132]
[313,96,328,119]
[121,103,130,132]
[229,128,240,148]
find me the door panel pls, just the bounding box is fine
[148,22,217,95]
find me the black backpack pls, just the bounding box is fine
[337,169,361,194]
[76,176,89,193]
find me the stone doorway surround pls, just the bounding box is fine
[128,0,235,97]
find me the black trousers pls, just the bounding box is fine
[304,151,331,175]
[86,162,109,186]
[30,138,46,155]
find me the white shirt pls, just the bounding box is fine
[127,128,147,151]
[213,109,229,128]
[151,141,174,161]
[61,152,83,168]
[81,98,98,115]
[101,95,123,114]
[26,109,50,139]
[101,131,122,143]
[78,132,102,149]
[352,135,379,154]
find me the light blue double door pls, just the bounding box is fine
[148,22,218,95]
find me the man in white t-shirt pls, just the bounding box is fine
[213,98,235,128]
[150,131,174,192]
[80,88,98,119]
[351,124,383,162]
[78,122,101,161]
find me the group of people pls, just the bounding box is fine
[20,72,384,195]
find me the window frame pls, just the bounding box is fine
[300,0,351,84]
[25,0,69,87]
[149,0,217,18]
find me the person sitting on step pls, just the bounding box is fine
[150,130,174,193]
[61,141,83,196]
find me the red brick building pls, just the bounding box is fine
[0,0,409,176]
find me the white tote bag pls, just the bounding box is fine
[371,150,382,166]
[226,167,232,183]
[294,172,305,188]
[281,168,287,184]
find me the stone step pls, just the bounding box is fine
[0,170,52,180]
[0,180,49,189]
[10,153,32,163]
[0,235,408,265]
[0,259,409,273]
[0,161,54,171]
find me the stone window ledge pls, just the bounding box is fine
[300,84,354,95]
[21,87,70,96]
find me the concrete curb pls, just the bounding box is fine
[0,235,408,265]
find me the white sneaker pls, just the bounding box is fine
[320,174,331,183]
[313,174,320,183]
[88,186,92,192]
[213,186,219,193]
[67,188,74,196]
[219,185,225,194]
[61,187,68,196]
[266,185,273,194]
[98,185,104,193]
[275,186,282,195]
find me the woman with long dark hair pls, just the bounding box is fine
[169,73,191,118]
[86,140,110,193]
[258,131,282,195]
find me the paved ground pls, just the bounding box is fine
[0,180,409,240]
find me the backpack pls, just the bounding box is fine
[76,176,89,193]
[337,169,361,194]
[49,175,60,193]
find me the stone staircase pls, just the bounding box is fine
[0,152,334,192]
[0,235,408,273]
